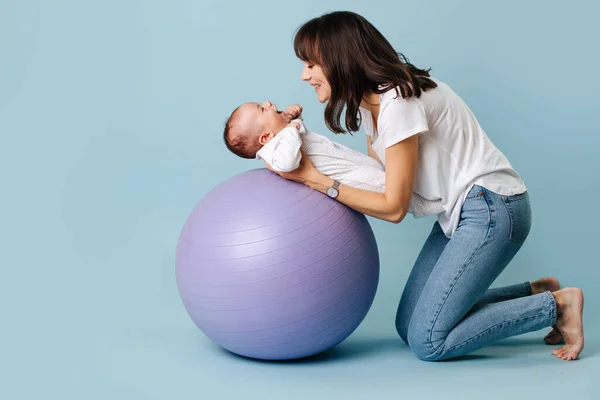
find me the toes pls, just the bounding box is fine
[553,347,566,357]
[552,345,579,361]
[552,348,561,356]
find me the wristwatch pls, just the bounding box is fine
[326,180,340,199]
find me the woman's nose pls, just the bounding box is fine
[301,68,310,81]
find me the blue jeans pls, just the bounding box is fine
[395,185,557,361]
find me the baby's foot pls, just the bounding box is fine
[552,288,584,361]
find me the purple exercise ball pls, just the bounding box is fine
[175,168,380,360]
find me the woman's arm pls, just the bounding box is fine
[270,134,420,223]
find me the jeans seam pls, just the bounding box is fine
[485,189,496,227]
[502,191,528,202]
[501,193,531,244]
[432,289,557,356]
[426,196,493,353]
[438,313,551,355]
[465,185,483,199]
[545,290,557,325]
[501,198,523,244]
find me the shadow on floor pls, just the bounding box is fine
[215,333,597,364]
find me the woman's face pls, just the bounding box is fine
[300,62,331,103]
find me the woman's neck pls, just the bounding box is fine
[360,93,379,114]
[360,92,380,113]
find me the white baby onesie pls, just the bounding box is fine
[256,119,443,218]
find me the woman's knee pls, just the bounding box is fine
[395,314,409,344]
[407,320,443,361]
[395,297,415,344]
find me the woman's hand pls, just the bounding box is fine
[264,150,319,185]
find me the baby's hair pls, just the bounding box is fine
[223,107,261,159]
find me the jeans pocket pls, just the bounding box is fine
[459,186,491,229]
[501,191,532,244]
[466,185,485,199]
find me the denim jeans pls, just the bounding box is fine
[395,185,557,361]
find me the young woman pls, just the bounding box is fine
[265,11,584,361]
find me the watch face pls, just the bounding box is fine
[326,187,338,198]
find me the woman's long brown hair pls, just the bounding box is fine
[294,11,437,134]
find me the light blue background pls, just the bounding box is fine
[1,0,598,399]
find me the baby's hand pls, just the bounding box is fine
[285,104,303,120]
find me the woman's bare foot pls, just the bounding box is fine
[530,277,564,345]
[531,277,560,294]
[551,288,584,360]
[544,327,564,345]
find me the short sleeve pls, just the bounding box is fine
[378,95,428,149]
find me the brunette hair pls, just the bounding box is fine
[223,108,260,159]
[294,11,437,134]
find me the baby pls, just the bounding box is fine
[223,100,443,218]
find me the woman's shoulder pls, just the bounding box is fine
[380,77,461,115]
[380,77,445,101]
[378,85,425,115]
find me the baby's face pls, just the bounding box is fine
[237,101,291,137]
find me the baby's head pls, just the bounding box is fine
[224,101,291,159]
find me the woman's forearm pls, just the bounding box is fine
[303,170,408,223]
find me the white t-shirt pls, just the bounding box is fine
[359,78,526,237]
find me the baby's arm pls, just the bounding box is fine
[257,125,303,173]
[285,104,303,120]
